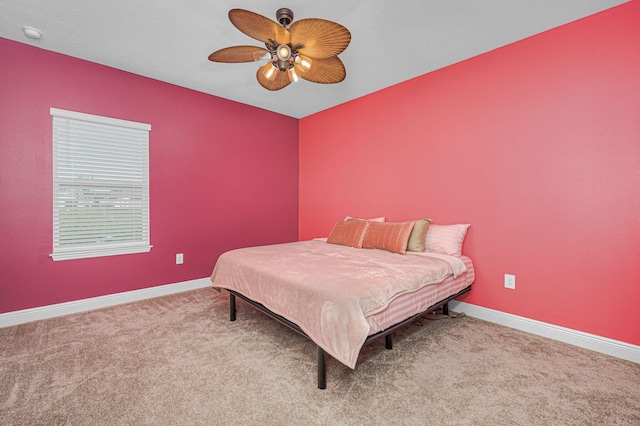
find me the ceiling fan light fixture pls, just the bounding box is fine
[253,51,271,65]
[287,66,299,83]
[295,55,312,72]
[263,63,278,81]
[276,44,291,61]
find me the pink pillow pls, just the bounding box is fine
[424,224,470,256]
[362,221,415,255]
[327,220,370,248]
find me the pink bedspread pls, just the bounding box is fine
[210,240,468,369]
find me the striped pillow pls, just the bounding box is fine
[424,224,470,256]
[362,221,415,255]
[327,220,370,248]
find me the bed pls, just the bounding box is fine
[210,221,474,389]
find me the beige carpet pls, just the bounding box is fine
[1,288,638,425]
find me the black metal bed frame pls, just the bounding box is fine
[227,285,472,389]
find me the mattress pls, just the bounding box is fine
[366,255,474,334]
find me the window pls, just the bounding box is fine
[50,108,152,261]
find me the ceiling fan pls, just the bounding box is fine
[208,8,351,91]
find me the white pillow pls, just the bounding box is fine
[424,224,470,256]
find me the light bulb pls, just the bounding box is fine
[263,64,277,81]
[288,67,299,83]
[295,55,312,72]
[276,44,291,61]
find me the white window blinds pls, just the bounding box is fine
[50,108,152,261]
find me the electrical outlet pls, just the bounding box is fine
[176,253,184,265]
[504,274,516,289]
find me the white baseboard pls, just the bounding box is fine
[0,277,212,328]
[2,284,637,364]
[449,301,640,364]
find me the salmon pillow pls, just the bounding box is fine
[327,220,370,248]
[362,221,415,255]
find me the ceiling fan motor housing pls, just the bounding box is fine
[276,8,294,27]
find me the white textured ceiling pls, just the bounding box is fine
[0,0,628,118]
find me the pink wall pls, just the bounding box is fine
[299,2,640,345]
[0,38,299,313]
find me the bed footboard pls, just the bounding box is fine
[226,285,471,389]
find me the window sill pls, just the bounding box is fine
[50,244,152,261]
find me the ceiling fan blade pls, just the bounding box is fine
[208,46,269,63]
[229,9,291,45]
[289,19,351,59]
[256,63,292,91]
[297,56,346,84]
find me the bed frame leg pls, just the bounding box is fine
[442,302,449,316]
[229,293,236,321]
[385,333,393,349]
[317,346,326,390]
